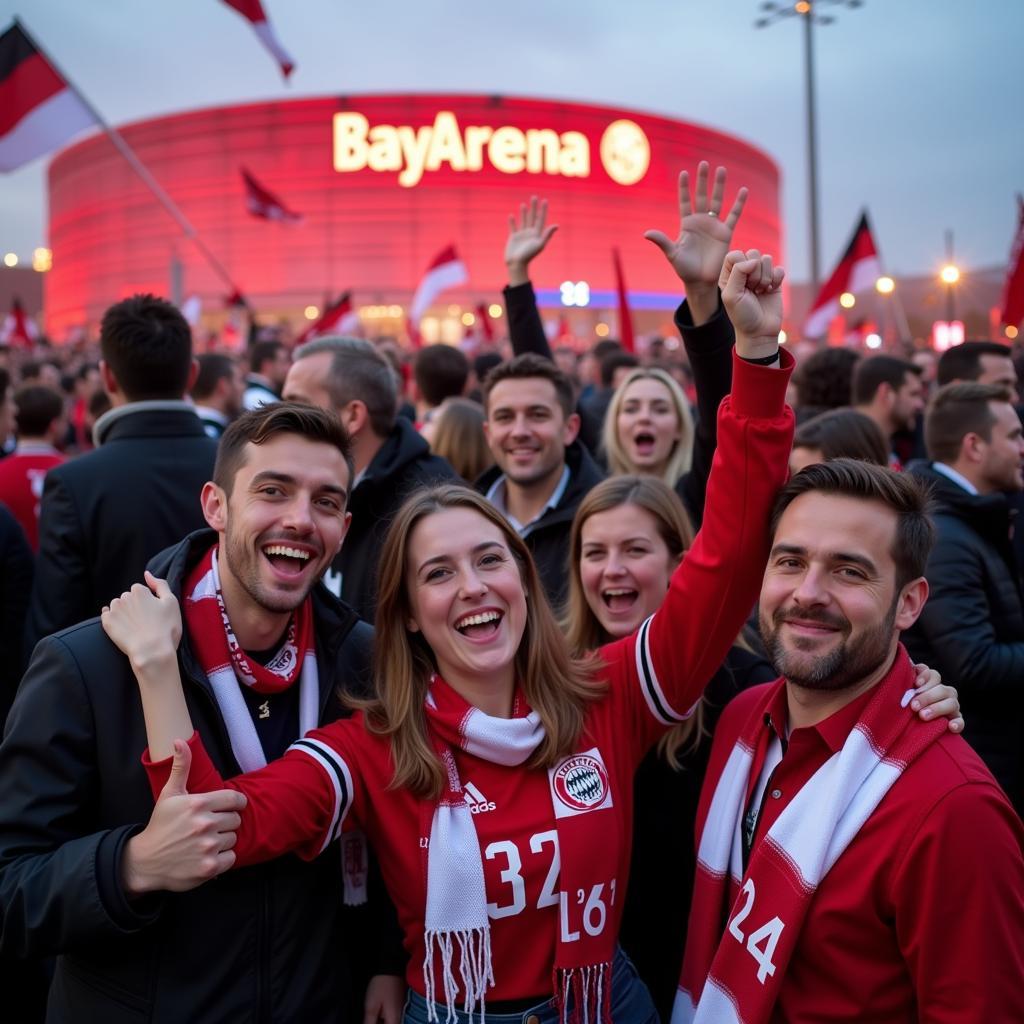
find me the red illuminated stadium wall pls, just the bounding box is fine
[45,94,781,336]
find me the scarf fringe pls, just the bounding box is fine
[555,961,612,1024]
[423,926,494,1023]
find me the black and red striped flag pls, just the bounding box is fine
[804,212,882,338]
[241,167,303,222]
[222,0,295,80]
[0,21,96,172]
[1001,195,1024,330]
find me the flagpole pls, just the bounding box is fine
[14,17,240,295]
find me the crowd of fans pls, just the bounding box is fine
[0,164,1021,1024]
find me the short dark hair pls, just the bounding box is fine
[293,337,398,437]
[924,381,1012,464]
[13,385,64,436]
[213,401,354,499]
[192,354,238,401]
[591,339,622,362]
[249,340,287,375]
[414,344,469,408]
[0,368,10,402]
[770,458,935,589]
[792,408,889,466]
[473,352,503,382]
[482,354,575,419]
[794,348,861,412]
[599,351,640,390]
[98,292,192,399]
[851,355,921,406]
[100,294,193,401]
[936,341,1012,386]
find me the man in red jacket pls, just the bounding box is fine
[677,459,1024,1024]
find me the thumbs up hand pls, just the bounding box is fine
[121,740,248,897]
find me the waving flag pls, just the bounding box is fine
[0,21,96,172]
[297,293,359,344]
[222,0,295,80]
[612,247,635,352]
[1001,195,1024,330]
[242,167,302,222]
[0,298,39,348]
[407,246,468,346]
[804,212,882,338]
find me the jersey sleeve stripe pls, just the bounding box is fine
[636,615,698,725]
[290,738,353,852]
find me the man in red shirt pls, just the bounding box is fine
[0,385,65,551]
[677,458,1024,1024]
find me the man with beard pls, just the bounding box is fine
[676,459,1024,1024]
[852,354,925,469]
[0,403,403,1023]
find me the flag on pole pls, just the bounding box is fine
[241,167,303,222]
[612,247,635,352]
[1000,195,1024,330]
[475,302,494,343]
[0,21,96,172]
[222,0,295,80]
[803,212,882,338]
[407,246,468,346]
[297,292,359,344]
[0,298,39,348]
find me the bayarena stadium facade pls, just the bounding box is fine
[46,94,781,344]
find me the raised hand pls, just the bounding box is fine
[101,571,182,670]
[505,196,558,286]
[121,740,247,896]
[644,162,748,298]
[719,249,785,359]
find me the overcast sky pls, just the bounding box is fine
[2,0,1021,283]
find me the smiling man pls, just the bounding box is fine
[676,459,1024,1024]
[0,403,404,1022]
[477,353,604,607]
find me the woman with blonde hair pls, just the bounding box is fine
[428,397,492,484]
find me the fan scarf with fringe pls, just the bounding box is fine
[673,648,946,1024]
[421,676,619,1024]
[183,543,368,905]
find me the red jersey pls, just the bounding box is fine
[0,444,65,551]
[146,352,796,1002]
[695,663,1024,1022]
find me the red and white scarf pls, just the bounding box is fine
[673,648,946,1024]
[422,677,620,1024]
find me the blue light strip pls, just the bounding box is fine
[534,289,682,311]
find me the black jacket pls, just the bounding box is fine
[903,463,1024,812]
[25,403,218,656]
[331,417,457,621]
[476,439,605,611]
[0,504,31,730]
[0,530,383,1023]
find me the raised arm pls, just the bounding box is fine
[503,196,558,358]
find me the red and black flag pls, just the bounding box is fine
[241,167,303,222]
[0,21,96,172]
[222,0,295,80]
[297,292,359,344]
[1001,195,1024,330]
[803,211,882,338]
[0,298,39,348]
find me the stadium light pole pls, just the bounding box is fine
[754,0,865,297]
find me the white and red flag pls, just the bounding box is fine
[297,292,359,344]
[803,212,883,338]
[407,246,468,346]
[241,167,303,222]
[222,0,295,80]
[1000,195,1024,330]
[0,298,39,348]
[0,21,96,172]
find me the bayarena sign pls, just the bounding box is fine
[45,95,780,337]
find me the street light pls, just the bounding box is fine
[754,1,865,295]
[875,275,895,294]
[940,229,960,322]
[839,291,856,309]
[940,264,960,286]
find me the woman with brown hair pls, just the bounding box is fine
[428,397,492,484]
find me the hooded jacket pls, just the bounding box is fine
[476,439,605,611]
[331,417,457,621]
[904,462,1024,812]
[0,529,384,1023]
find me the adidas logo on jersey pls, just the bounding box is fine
[463,781,496,814]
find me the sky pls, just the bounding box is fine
[2,0,1021,283]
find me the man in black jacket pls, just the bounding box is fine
[0,403,403,1023]
[284,336,456,621]
[25,294,218,655]
[905,382,1024,814]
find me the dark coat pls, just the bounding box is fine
[0,531,383,1023]
[25,403,218,656]
[476,439,605,612]
[0,504,31,729]
[330,417,457,621]
[903,463,1024,812]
